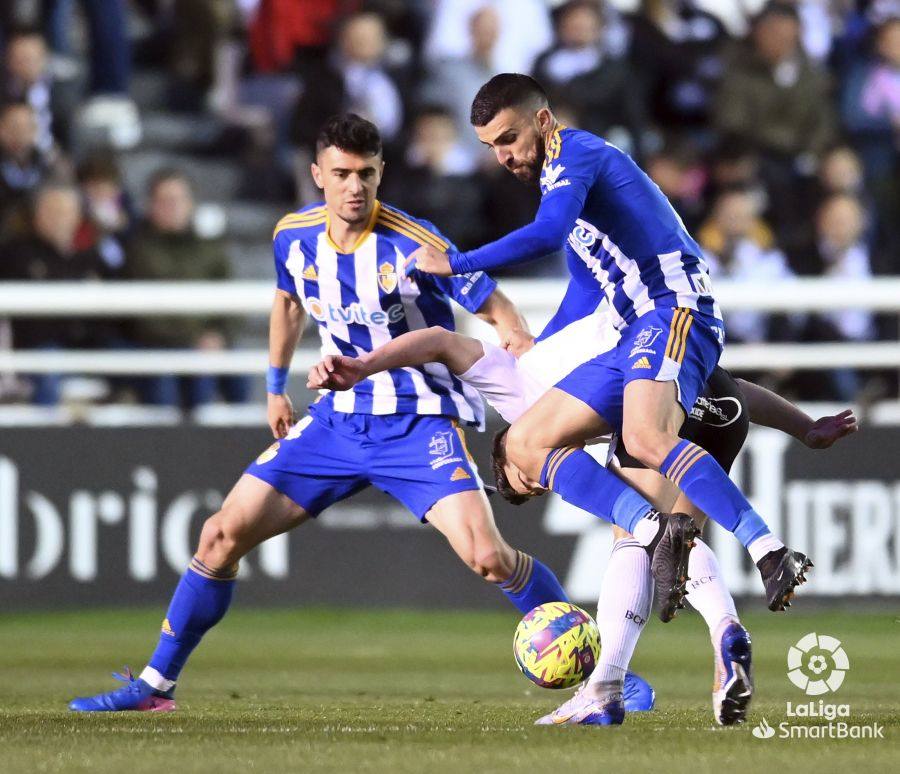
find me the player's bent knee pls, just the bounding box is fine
[197,511,251,566]
[620,428,672,471]
[504,421,546,478]
[471,544,516,582]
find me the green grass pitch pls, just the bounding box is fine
[2,606,897,773]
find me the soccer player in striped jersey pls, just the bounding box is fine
[307,303,855,726]
[68,113,577,713]
[408,74,813,617]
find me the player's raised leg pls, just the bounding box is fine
[503,385,699,620]
[69,475,310,712]
[622,375,811,612]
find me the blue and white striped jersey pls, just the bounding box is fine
[544,127,723,331]
[272,200,495,425]
[452,126,724,338]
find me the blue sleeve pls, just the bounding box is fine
[450,136,598,274]
[535,248,604,342]
[432,270,497,313]
[398,211,498,313]
[273,232,295,293]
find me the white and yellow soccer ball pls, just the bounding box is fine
[513,602,601,689]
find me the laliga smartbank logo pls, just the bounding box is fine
[751,633,884,741]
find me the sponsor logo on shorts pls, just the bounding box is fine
[632,356,652,370]
[428,431,463,470]
[450,466,471,482]
[630,326,663,358]
[255,442,280,465]
[690,396,742,427]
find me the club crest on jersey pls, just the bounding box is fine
[429,430,463,470]
[377,261,397,293]
[302,264,318,281]
[630,326,663,357]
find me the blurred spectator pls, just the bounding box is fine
[419,5,498,158]
[247,0,353,73]
[699,187,795,343]
[799,193,877,399]
[2,27,76,151]
[0,101,60,234]
[43,0,141,148]
[629,0,726,139]
[292,11,405,154]
[840,16,900,186]
[715,2,836,244]
[0,182,105,405]
[424,0,552,75]
[532,0,647,156]
[645,144,707,233]
[383,106,484,248]
[75,154,136,277]
[125,168,249,408]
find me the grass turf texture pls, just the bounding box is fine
[1,607,897,773]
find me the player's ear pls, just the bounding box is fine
[536,107,553,133]
[310,161,324,190]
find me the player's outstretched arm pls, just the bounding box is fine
[267,289,306,439]
[475,287,534,357]
[737,378,859,449]
[307,328,487,392]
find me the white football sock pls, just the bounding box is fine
[747,533,785,564]
[685,537,738,635]
[630,512,662,546]
[588,538,653,690]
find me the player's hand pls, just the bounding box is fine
[502,328,535,357]
[306,354,367,392]
[404,244,453,277]
[267,392,294,439]
[803,408,858,449]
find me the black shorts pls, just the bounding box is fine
[611,367,748,473]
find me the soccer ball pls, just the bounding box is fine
[513,602,601,689]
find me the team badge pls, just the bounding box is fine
[377,261,397,293]
[302,264,318,281]
[255,442,280,465]
[429,430,463,470]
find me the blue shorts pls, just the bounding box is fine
[555,307,723,431]
[245,403,482,521]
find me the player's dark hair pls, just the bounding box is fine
[491,427,531,506]
[315,113,382,158]
[470,74,549,127]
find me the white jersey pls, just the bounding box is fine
[459,303,621,423]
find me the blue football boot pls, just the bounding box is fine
[69,667,177,712]
[535,682,625,726]
[712,620,753,725]
[623,670,656,712]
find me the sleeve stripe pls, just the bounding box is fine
[378,208,448,250]
[272,215,325,239]
[377,214,447,252]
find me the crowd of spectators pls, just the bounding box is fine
[0,0,898,407]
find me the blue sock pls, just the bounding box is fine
[497,550,569,613]
[660,440,771,548]
[541,447,654,533]
[147,557,237,682]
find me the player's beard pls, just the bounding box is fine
[510,142,546,184]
